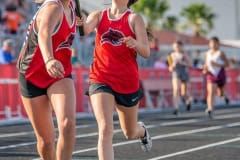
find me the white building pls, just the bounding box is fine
[80,0,240,41]
[79,0,111,12]
[166,0,240,40]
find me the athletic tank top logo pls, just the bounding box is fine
[56,33,75,51]
[100,28,125,46]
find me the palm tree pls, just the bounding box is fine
[162,15,179,31]
[180,3,216,36]
[132,0,169,29]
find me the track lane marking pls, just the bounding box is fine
[0,118,202,150]
[1,110,240,139]
[71,122,240,154]
[148,137,240,160]
[1,113,240,151]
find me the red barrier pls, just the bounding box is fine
[226,69,239,101]
[139,68,240,108]
[139,69,172,108]
[0,65,22,119]
[0,65,92,120]
[188,69,206,103]
[0,65,239,121]
[72,67,91,113]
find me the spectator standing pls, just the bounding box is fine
[3,1,24,34]
[193,50,204,69]
[154,56,168,69]
[71,48,81,67]
[0,39,15,64]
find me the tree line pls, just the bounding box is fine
[132,0,216,37]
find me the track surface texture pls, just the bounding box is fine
[0,106,239,160]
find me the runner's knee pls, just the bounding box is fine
[37,136,55,150]
[58,117,75,136]
[122,128,138,140]
[98,123,114,139]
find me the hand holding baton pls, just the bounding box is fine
[74,0,84,36]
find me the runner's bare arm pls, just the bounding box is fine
[183,53,192,67]
[83,11,101,35]
[126,13,150,58]
[37,2,62,62]
[202,52,208,74]
[167,53,175,72]
[37,2,65,78]
[220,52,229,67]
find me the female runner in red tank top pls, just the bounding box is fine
[83,0,152,159]
[17,0,83,159]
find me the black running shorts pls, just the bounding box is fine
[19,73,72,98]
[88,82,143,107]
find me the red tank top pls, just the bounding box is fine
[89,9,139,94]
[17,0,76,88]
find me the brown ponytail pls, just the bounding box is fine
[127,0,137,8]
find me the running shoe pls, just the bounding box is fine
[173,109,179,116]
[205,109,213,119]
[182,97,191,111]
[138,122,152,152]
[224,96,229,105]
[186,100,191,111]
[184,98,191,111]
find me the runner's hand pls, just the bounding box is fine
[123,37,137,49]
[202,65,208,74]
[45,59,65,78]
[76,16,84,26]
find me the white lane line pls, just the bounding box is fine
[1,110,239,139]
[0,118,200,150]
[148,137,240,160]
[72,122,240,154]
[214,113,240,120]
[2,113,240,150]
[34,121,240,160]
[0,142,37,150]
[0,131,35,138]
[0,120,123,139]
[0,123,99,138]
[151,122,240,140]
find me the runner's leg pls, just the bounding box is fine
[90,92,115,160]
[21,96,56,160]
[47,78,76,160]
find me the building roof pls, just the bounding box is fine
[153,30,208,46]
[153,30,240,49]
